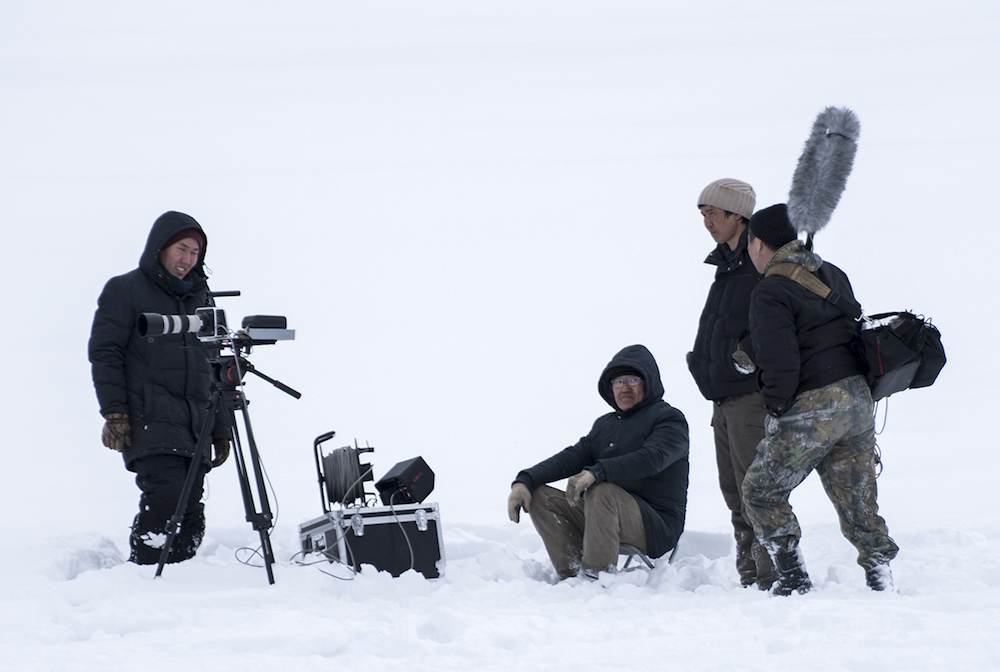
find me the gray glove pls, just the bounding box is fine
[732,342,756,375]
[507,483,532,523]
[101,413,131,452]
[565,470,596,507]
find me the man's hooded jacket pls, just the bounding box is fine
[514,344,689,558]
[89,211,227,471]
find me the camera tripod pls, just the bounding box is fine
[154,349,300,584]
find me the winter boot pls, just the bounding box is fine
[752,537,778,591]
[771,549,812,596]
[129,512,167,565]
[734,530,757,587]
[863,559,894,591]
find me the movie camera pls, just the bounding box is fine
[137,307,295,347]
[136,291,299,584]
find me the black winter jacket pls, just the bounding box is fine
[514,345,689,558]
[89,212,226,471]
[749,241,865,415]
[688,229,762,402]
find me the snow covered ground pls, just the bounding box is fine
[4,521,999,671]
[2,1,999,670]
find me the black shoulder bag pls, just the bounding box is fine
[766,262,946,401]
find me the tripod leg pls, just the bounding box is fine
[229,394,276,584]
[258,526,276,585]
[155,390,220,577]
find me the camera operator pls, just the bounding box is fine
[89,211,230,565]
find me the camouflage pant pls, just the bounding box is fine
[741,375,898,566]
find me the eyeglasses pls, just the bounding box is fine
[611,376,643,388]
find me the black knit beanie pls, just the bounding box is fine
[163,227,204,250]
[749,203,798,250]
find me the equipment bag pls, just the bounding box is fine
[766,263,946,401]
[859,312,946,400]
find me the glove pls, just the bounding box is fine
[507,483,532,523]
[565,470,596,507]
[211,439,231,468]
[101,413,131,452]
[769,401,792,418]
[732,342,757,375]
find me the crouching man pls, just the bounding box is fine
[742,204,899,595]
[507,344,689,580]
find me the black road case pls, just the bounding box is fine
[299,502,444,578]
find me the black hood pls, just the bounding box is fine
[139,211,208,281]
[598,344,665,413]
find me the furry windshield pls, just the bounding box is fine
[787,106,860,235]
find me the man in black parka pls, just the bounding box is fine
[89,211,230,565]
[507,345,689,579]
[687,178,777,589]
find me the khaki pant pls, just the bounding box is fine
[713,391,776,586]
[528,483,646,580]
[713,391,767,534]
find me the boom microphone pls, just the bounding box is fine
[786,106,860,242]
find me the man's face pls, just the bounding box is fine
[159,237,201,279]
[612,374,646,412]
[748,236,768,274]
[699,205,745,250]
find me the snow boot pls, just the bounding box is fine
[734,530,757,587]
[771,549,812,596]
[752,537,778,591]
[863,559,894,591]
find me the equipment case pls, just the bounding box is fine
[299,502,444,578]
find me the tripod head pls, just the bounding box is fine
[212,352,301,400]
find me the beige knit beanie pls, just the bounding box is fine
[697,179,756,220]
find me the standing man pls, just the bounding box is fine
[687,178,776,589]
[89,211,230,565]
[507,344,689,580]
[742,203,898,595]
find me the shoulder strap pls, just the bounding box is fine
[765,262,863,320]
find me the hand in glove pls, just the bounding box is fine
[732,342,757,375]
[565,469,596,508]
[211,439,231,468]
[507,483,532,523]
[101,413,131,452]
